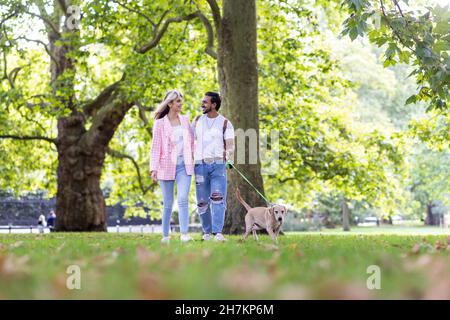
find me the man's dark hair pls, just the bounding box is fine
[205,92,221,111]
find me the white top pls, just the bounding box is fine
[38,214,47,227]
[172,125,184,156]
[192,114,234,161]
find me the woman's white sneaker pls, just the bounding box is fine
[161,236,170,244]
[202,233,211,241]
[180,234,193,242]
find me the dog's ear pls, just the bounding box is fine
[269,206,275,216]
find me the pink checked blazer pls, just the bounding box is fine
[150,114,194,180]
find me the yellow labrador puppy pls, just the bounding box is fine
[236,189,287,243]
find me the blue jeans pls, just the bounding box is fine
[159,158,192,237]
[194,161,227,234]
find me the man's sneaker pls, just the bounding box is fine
[214,233,226,242]
[180,234,193,242]
[202,233,211,241]
[161,236,170,244]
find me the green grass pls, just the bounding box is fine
[1,231,450,299]
[300,225,450,235]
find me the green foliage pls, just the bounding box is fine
[0,0,447,225]
[258,0,407,215]
[341,0,449,111]
[409,110,450,150]
[407,145,450,211]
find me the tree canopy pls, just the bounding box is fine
[0,0,448,226]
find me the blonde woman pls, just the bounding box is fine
[150,90,195,243]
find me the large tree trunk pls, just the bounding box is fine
[55,113,106,231]
[342,199,350,231]
[217,0,265,234]
[55,95,133,231]
[425,202,439,226]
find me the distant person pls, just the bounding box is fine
[37,213,46,234]
[47,210,56,232]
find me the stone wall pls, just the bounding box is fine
[0,196,161,226]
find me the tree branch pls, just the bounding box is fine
[155,10,170,30]
[23,10,61,37]
[278,177,298,184]
[197,11,217,59]
[16,107,48,132]
[0,134,56,145]
[17,36,61,69]
[206,0,221,34]
[134,101,153,136]
[82,78,123,117]
[81,91,134,150]
[0,10,18,28]
[57,0,68,14]
[157,21,188,62]
[379,0,415,53]
[113,0,156,27]
[135,11,200,54]
[8,66,22,89]
[2,50,7,81]
[106,147,155,195]
[392,0,404,17]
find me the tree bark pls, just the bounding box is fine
[425,202,439,226]
[55,113,106,231]
[342,199,350,231]
[217,0,265,234]
[37,1,135,231]
[55,93,133,231]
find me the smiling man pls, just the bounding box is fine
[192,92,235,241]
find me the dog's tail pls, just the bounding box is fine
[235,188,252,212]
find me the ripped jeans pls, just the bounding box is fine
[194,161,227,234]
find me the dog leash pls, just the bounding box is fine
[227,162,272,205]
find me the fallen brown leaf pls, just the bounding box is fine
[410,242,434,255]
[9,241,24,249]
[277,284,309,299]
[411,243,421,255]
[220,264,272,296]
[315,280,372,300]
[0,254,30,277]
[261,244,279,251]
[264,252,281,276]
[138,272,173,299]
[434,240,445,250]
[201,249,212,259]
[92,254,116,267]
[136,245,160,266]
[421,256,450,299]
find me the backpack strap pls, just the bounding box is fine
[193,115,201,139]
[194,115,201,129]
[223,118,228,161]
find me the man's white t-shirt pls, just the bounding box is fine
[192,114,234,161]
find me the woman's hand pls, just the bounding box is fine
[151,171,158,182]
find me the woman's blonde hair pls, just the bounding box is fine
[154,89,183,119]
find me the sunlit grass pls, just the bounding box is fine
[1,232,449,299]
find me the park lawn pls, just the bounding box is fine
[1,232,450,299]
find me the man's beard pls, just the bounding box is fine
[202,106,211,114]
